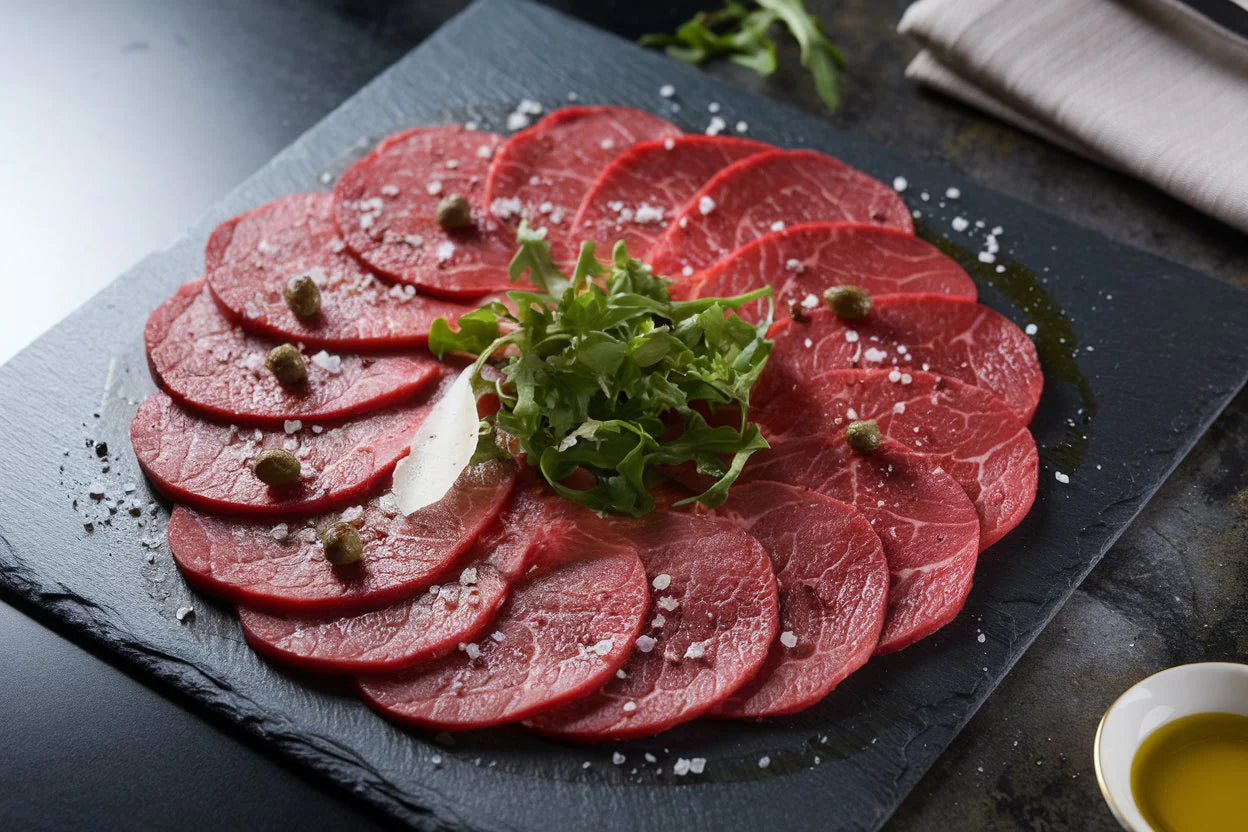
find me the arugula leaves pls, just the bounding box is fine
[429,224,774,517]
[640,0,847,112]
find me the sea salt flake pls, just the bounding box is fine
[945,186,961,199]
[951,217,969,232]
[612,752,627,765]
[1054,471,1070,484]
[1025,323,1038,336]
[684,639,711,660]
[269,523,289,541]
[589,638,613,656]
[659,84,675,98]
[175,606,194,622]
[689,758,706,774]
[864,347,889,362]
[758,756,771,769]
[652,573,672,590]
[657,595,679,611]
[892,176,908,192]
[623,701,638,713]
[635,635,657,653]
[698,195,716,216]
[310,350,342,374]
[283,419,302,434]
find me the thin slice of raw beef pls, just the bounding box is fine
[133,391,433,518]
[756,369,1038,549]
[647,150,914,279]
[237,481,539,672]
[206,193,495,349]
[332,126,522,299]
[741,434,980,654]
[572,135,769,261]
[483,106,681,262]
[357,495,649,730]
[165,460,516,614]
[525,510,779,741]
[762,297,1042,423]
[145,281,440,425]
[712,482,888,718]
[691,222,976,320]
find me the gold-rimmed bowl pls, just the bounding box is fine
[1093,662,1248,831]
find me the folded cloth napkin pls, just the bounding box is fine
[899,0,1248,234]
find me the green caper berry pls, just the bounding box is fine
[823,285,873,320]
[265,343,307,386]
[253,449,302,485]
[845,419,883,455]
[284,274,321,319]
[435,195,472,229]
[322,521,363,565]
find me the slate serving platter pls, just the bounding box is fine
[1,1,1245,830]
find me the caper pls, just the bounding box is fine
[253,449,302,485]
[435,195,472,229]
[265,343,307,386]
[823,285,873,320]
[321,521,363,565]
[284,274,321,319]
[845,419,883,455]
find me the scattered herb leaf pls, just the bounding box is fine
[429,224,774,516]
[641,0,846,112]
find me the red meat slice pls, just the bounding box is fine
[741,434,980,654]
[145,281,440,426]
[332,126,522,299]
[133,391,433,519]
[762,297,1042,423]
[237,482,539,672]
[757,369,1038,549]
[357,495,649,730]
[572,135,769,261]
[712,482,888,718]
[206,193,495,349]
[647,150,914,280]
[691,222,976,320]
[525,510,779,741]
[483,106,681,261]
[165,460,516,614]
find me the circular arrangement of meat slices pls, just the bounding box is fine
[131,105,1041,741]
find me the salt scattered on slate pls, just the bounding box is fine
[708,102,720,113]
[892,176,908,192]
[705,116,727,136]
[1055,471,1070,484]
[945,186,961,199]
[612,752,626,765]
[659,84,675,98]
[758,756,771,769]
[735,121,748,133]
[175,606,194,622]
[951,217,969,232]
[978,632,987,643]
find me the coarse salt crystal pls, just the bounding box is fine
[310,350,342,374]
[657,596,679,611]
[892,176,908,192]
[1025,324,1038,336]
[1055,471,1070,484]
[635,635,657,653]
[946,186,961,199]
[436,240,456,263]
[708,102,720,113]
[623,701,638,713]
[589,638,614,656]
[659,84,675,98]
[951,217,969,232]
[651,614,667,629]
[459,567,479,585]
[801,293,819,309]
[735,121,748,133]
[770,220,785,232]
[269,523,289,541]
[758,756,771,769]
[426,180,443,195]
[785,258,805,273]
[863,347,889,362]
[705,116,727,136]
[461,642,481,659]
[613,752,626,765]
[681,265,694,277]
[283,419,302,434]
[175,606,194,622]
[663,137,676,150]
[673,758,692,776]
[652,574,672,590]
[698,195,716,216]
[893,401,906,415]
[779,631,798,648]
[690,758,706,774]
[845,330,859,343]
[684,639,711,659]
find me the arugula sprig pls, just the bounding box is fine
[641,0,847,112]
[429,223,774,517]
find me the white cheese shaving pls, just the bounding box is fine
[388,366,479,515]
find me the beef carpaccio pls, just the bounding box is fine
[131,104,1041,742]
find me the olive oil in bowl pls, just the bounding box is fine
[1130,711,1248,832]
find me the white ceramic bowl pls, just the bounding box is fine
[1093,662,1248,831]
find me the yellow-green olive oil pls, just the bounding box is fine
[1130,711,1248,832]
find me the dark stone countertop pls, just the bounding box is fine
[0,1,1242,829]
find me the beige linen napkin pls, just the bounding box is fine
[899,0,1248,233]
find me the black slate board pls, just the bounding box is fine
[1,1,1245,830]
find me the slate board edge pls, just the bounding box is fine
[0,1,1245,831]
